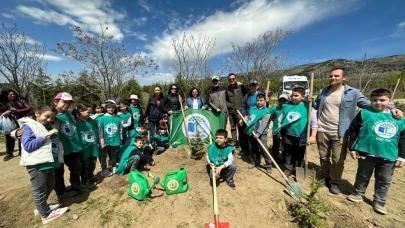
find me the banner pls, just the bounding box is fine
[169,109,225,148]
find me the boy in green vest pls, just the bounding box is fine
[277,87,317,177]
[129,94,143,129]
[347,88,405,215]
[154,125,170,155]
[239,93,272,173]
[207,129,236,189]
[269,94,289,162]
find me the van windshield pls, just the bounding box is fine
[284,81,308,90]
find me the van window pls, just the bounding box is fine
[284,81,308,90]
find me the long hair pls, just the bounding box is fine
[72,103,92,120]
[168,84,179,95]
[0,89,23,104]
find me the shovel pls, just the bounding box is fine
[295,73,316,184]
[237,110,305,201]
[205,165,230,228]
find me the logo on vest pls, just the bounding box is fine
[84,130,96,143]
[287,111,301,122]
[105,123,118,135]
[62,122,75,137]
[51,138,58,154]
[374,121,397,139]
[247,114,256,125]
[183,114,210,139]
[133,112,140,121]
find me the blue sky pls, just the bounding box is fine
[1,0,404,85]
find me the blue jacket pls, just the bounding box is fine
[240,89,266,117]
[186,97,205,109]
[314,85,371,138]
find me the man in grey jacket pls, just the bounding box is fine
[313,67,403,195]
[206,76,228,128]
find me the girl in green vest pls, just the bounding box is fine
[53,92,87,197]
[72,104,100,187]
[18,105,69,224]
[129,94,143,130]
[118,101,132,143]
[98,100,123,177]
[277,87,317,178]
[347,88,405,215]
[90,102,104,120]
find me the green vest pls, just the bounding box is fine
[98,115,122,147]
[207,144,233,166]
[277,103,308,137]
[118,128,143,159]
[352,109,405,161]
[76,119,100,160]
[244,107,270,135]
[118,112,132,137]
[56,112,83,155]
[154,133,169,144]
[38,128,61,170]
[269,105,283,135]
[130,105,141,128]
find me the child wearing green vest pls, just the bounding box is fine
[207,129,236,189]
[277,87,317,177]
[98,100,123,177]
[18,105,69,224]
[239,93,272,173]
[347,88,405,215]
[90,102,104,120]
[269,94,289,161]
[129,94,143,130]
[53,92,87,197]
[73,104,100,187]
[118,101,132,143]
[154,125,170,155]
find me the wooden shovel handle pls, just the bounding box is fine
[305,73,314,169]
[179,95,190,144]
[392,78,401,100]
[211,165,219,215]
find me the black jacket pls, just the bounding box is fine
[226,84,248,114]
[162,94,181,114]
[144,97,163,122]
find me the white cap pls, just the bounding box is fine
[211,76,220,81]
[105,99,116,104]
[129,95,139,100]
[279,94,289,100]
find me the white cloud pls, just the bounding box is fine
[43,54,63,61]
[134,17,147,26]
[2,13,16,20]
[137,0,152,12]
[146,0,359,74]
[398,21,405,28]
[136,73,174,86]
[130,32,148,41]
[16,0,126,40]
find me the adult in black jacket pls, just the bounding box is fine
[144,86,164,141]
[162,84,181,115]
[226,73,248,147]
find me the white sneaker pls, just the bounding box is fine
[101,170,113,177]
[41,207,69,224]
[112,167,117,174]
[34,203,61,216]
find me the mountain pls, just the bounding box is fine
[273,54,405,78]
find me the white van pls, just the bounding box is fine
[278,75,309,97]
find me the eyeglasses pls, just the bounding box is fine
[171,88,177,90]
[228,77,236,81]
[212,79,219,82]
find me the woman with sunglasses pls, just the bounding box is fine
[162,84,182,115]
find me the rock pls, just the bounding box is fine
[72,214,79,220]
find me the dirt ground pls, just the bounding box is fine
[1,133,405,228]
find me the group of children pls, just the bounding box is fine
[16,92,170,224]
[208,86,404,215]
[13,86,405,224]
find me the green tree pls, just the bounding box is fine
[29,67,55,105]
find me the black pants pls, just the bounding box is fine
[206,163,237,184]
[81,157,96,184]
[283,144,305,174]
[5,134,21,155]
[229,112,247,148]
[249,135,271,167]
[272,135,280,160]
[54,152,82,195]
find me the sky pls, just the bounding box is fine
[1,0,405,85]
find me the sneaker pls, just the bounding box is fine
[248,163,258,169]
[373,202,387,215]
[70,186,89,195]
[3,154,14,161]
[41,207,69,224]
[34,203,61,216]
[226,182,236,190]
[112,167,117,174]
[101,170,113,177]
[347,193,363,203]
[283,170,292,177]
[329,183,340,195]
[321,177,331,187]
[266,167,272,174]
[90,177,98,183]
[83,181,96,188]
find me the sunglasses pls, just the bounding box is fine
[228,78,236,81]
[171,87,178,90]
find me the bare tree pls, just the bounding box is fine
[226,28,292,83]
[54,25,157,100]
[0,23,45,97]
[351,53,382,93]
[171,33,216,93]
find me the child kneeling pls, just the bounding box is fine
[154,125,170,155]
[207,129,237,189]
[347,88,405,215]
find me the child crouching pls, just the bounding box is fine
[207,129,237,189]
[19,105,68,224]
[154,125,170,155]
[347,89,405,215]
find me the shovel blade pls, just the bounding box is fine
[295,167,305,183]
[205,222,230,228]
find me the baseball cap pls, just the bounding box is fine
[54,92,74,102]
[279,94,289,100]
[105,100,116,104]
[249,79,258,85]
[212,76,220,81]
[129,94,139,100]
